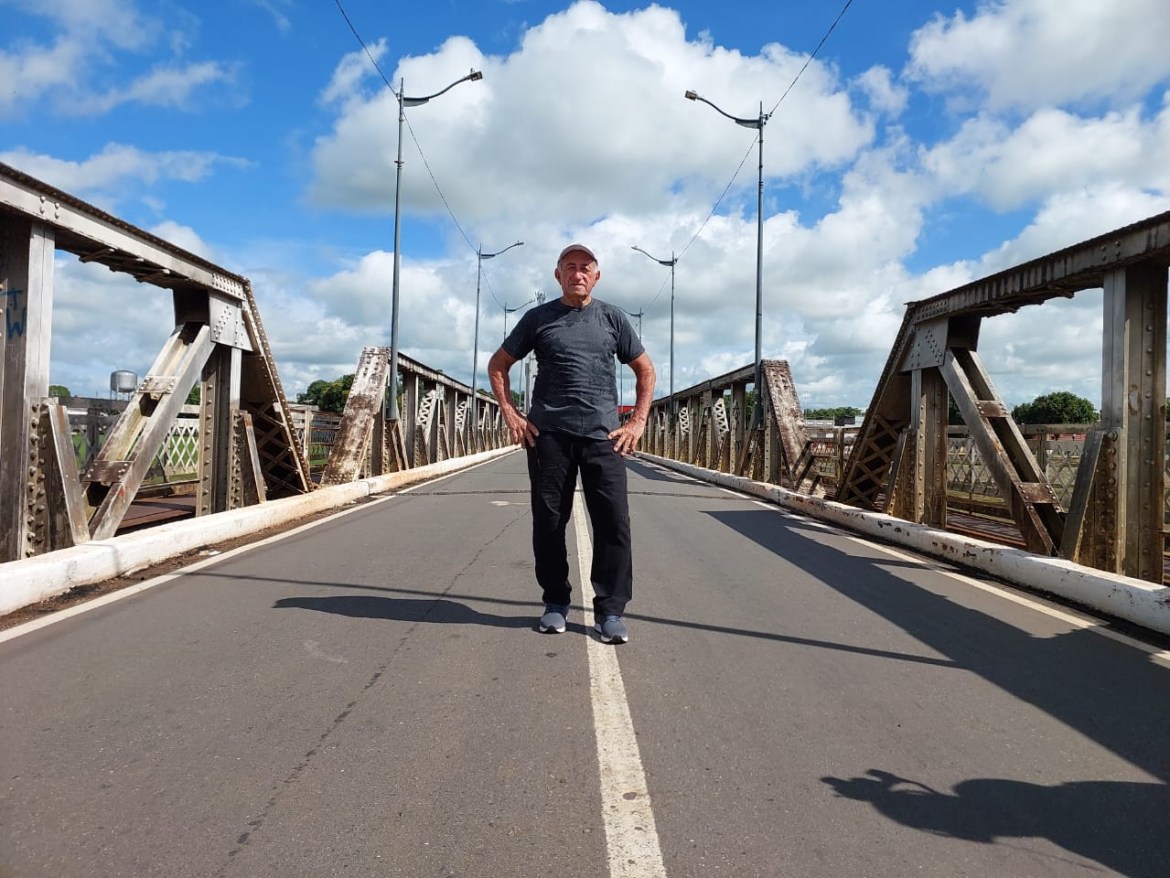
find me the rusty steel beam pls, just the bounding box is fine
[321,346,389,486]
[908,210,1170,324]
[761,360,807,486]
[0,161,246,300]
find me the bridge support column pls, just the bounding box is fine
[197,344,242,515]
[1094,264,1167,581]
[0,220,54,561]
[894,367,949,527]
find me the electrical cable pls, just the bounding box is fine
[333,0,480,262]
[676,0,857,263]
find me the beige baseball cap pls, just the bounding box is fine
[558,243,598,264]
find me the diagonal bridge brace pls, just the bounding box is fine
[82,322,216,540]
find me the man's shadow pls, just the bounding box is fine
[823,769,1170,877]
[274,596,533,629]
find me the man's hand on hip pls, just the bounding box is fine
[505,410,539,447]
[608,419,645,457]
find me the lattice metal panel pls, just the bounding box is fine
[946,436,1002,501]
[71,412,201,485]
[712,397,729,436]
[1042,439,1083,507]
[418,389,438,435]
[152,419,200,482]
[946,433,1086,509]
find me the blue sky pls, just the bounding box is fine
[4,0,1170,409]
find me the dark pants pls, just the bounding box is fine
[526,431,633,617]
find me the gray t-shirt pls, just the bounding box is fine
[502,297,645,439]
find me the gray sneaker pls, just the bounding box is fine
[594,615,629,644]
[538,604,568,633]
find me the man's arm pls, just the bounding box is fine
[608,352,655,456]
[487,347,539,447]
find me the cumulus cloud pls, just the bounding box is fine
[0,144,247,209]
[291,0,1170,408]
[9,0,1170,413]
[907,0,1170,111]
[0,0,239,117]
[307,3,872,226]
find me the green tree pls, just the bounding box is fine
[804,406,863,422]
[297,375,355,413]
[48,385,70,398]
[186,385,201,405]
[1011,391,1097,425]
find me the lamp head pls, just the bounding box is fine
[469,70,483,81]
[684,90,698,100]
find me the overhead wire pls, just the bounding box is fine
[333,0,483,268]
[331,0,395,94]
[768,0,856,118]
[334,0,856,324]
[672,0,858,271]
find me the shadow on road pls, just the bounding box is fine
[702,507,1170,774]
[700,505,1170,871]
[625,459,702,484]
[273,595,532,629]
[822,768,1170,878]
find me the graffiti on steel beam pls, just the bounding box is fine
[4,287,26,340]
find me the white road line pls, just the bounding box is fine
[0,458,499,645]
[574,493,668,878]
[741,498,1170,668]
[849,536,1170,668]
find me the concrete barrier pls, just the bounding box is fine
[0,447,518,617]
[639,453,1170,637]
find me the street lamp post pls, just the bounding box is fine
[387,69,483,423]
[618,306,644,410]
[501,294,538,411]
[521,290,546,413]
[632,245,677,418]
[502,294,537,341]
[620,306,644,340]
[685,89,769,428]
[471,240,523,440]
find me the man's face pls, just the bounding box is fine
[555,251,600,303]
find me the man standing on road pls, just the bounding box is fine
[487,244,656,644]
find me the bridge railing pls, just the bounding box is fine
[0,161,505,563]
[638,211,1170,585]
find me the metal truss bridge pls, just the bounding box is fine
[3,161,1170,877]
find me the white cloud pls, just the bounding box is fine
[250,0,291,34]
[79,61,240,114]
[0,0,237,117]
[855,66,908,116]
[921,102,1170,213]
[0,144,246,207]
[307,3,873,227]
[150,221,215,259]
[12,0,1170,415]
[48,258,174,397]
[907,0,1170,111]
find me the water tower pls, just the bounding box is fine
[110,370,137,401]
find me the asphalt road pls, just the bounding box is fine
[3,452,1170,878]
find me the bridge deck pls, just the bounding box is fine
[3,454,1169,876]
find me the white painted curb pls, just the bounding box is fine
[0,447,518,617]
[638,453,1170,637]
